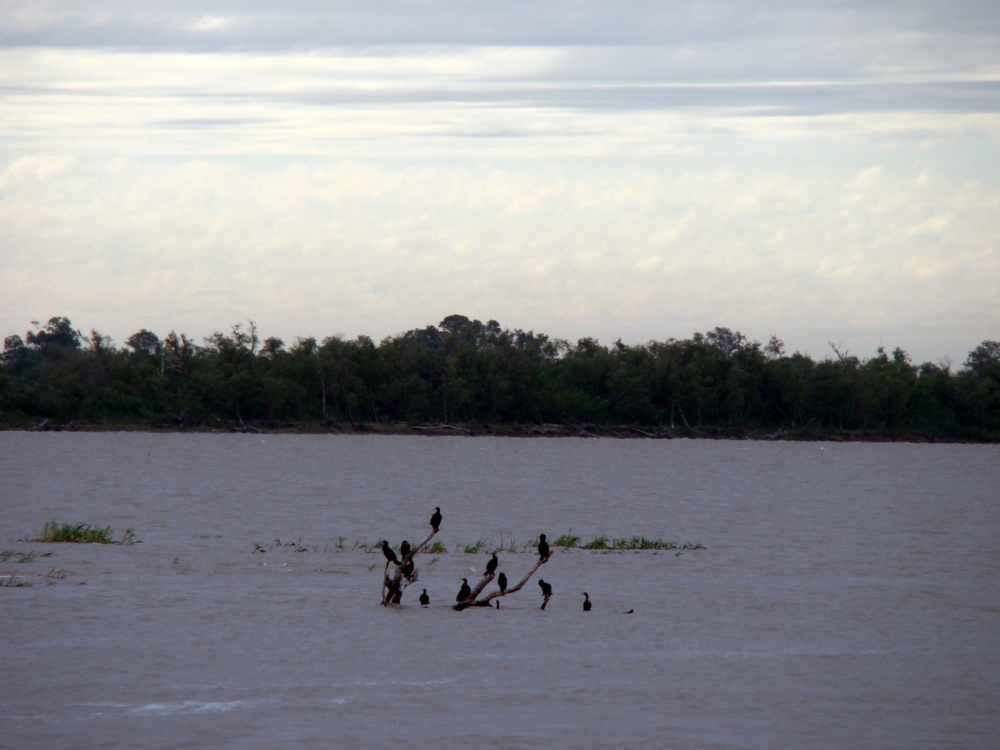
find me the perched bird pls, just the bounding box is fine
[538,579,553,597]
[381,540,399,565]
[456,578,471,602]
[402,558,415,578]
[430,507,442,532]
[485,552,498,576]
[399,540,411,559]
[537,534,550,560]
[497,571,508,594]
[582,592,592,611]
[419,589,430,607]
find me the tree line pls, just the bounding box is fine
[2,315,998,439]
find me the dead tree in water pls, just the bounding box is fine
[381,528,437,606]
[454,553,548,611]
[379,511,550,609]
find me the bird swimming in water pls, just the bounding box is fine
[399,540,411,559]
[497,571,507,594]
[485,552,498,576]
[538,579,552,597]
[430,507,442,532]
[381,540,399,565]
[457,578,471,602]
[419,589,430,607]
[402,558,414,578]
[582,592,592,611]
[537,534,549,560]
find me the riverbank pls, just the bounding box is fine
[2,418,995,443]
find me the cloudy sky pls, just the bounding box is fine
[1,1,998,363]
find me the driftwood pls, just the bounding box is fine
[381,528,437,606]
[454,553,549,611]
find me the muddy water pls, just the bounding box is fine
[1,433,998,749]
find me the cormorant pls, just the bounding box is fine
[497,571,507,594]
[485,552,498,576]
[419,589,430,607]
[381,540,399,565]
[430,507,442,532]
[456,578,471,602]
[402,558,415,578]
[538,579,552,597]
[537,534,550,560]
[399,540,411,559]
[582,592,592,611]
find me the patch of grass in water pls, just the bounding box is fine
[610,536,665,550]
[462,539,487,554]
[35,521,140,545]
[421,541,447,554]
[1,549,44,563]
[580,535,609,549]
[553,531,581,548]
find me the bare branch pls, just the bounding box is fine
[382,528,437,605]
[455,554,548,610]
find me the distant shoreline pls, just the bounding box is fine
[2,420,994,443]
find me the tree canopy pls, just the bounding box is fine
[2,316,997,440]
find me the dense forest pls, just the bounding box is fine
[2,315,998,440]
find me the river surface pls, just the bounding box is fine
[1,433,998,749]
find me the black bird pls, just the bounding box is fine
[485,552,498,576]
[537,534,550,560]
[430,507,442,532]
[399,540,411,559]
[419,589,430,607]
[402,558,415,578]
[582,592,592,611]
[497,571,508,594]
[538,579,552,597]
[456,578,471,602]
[381,540,399,565]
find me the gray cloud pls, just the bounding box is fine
[2,2,998,119]
[1,1,997,359]
[4,1,1000,48]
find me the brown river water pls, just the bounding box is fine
[1,433,998,749]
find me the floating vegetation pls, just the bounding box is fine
[553,532,581,548]
[581,535,609,549]
[245,533,704,557]
[0,575,33,588]
[527,533,705,551]
[35,521,140,545]
[1,549,48,563]
[462,539,487,554]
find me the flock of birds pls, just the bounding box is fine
[380,509,596,611]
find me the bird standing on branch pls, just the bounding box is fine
[399,540,411,559]
[456,578,471,602]
[539,579,553,610]
[381,540,399,565]
[419,589,430,607]
[497,571,507,594]
[402,558,414,578]
[582,592,592,611]
[485,552,498,576]
[430,507,442,532]
[537,534,550,560]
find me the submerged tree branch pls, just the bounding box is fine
[454,554,548,610]
[382,528,437,606]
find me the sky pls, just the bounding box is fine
[1,1,998,364]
